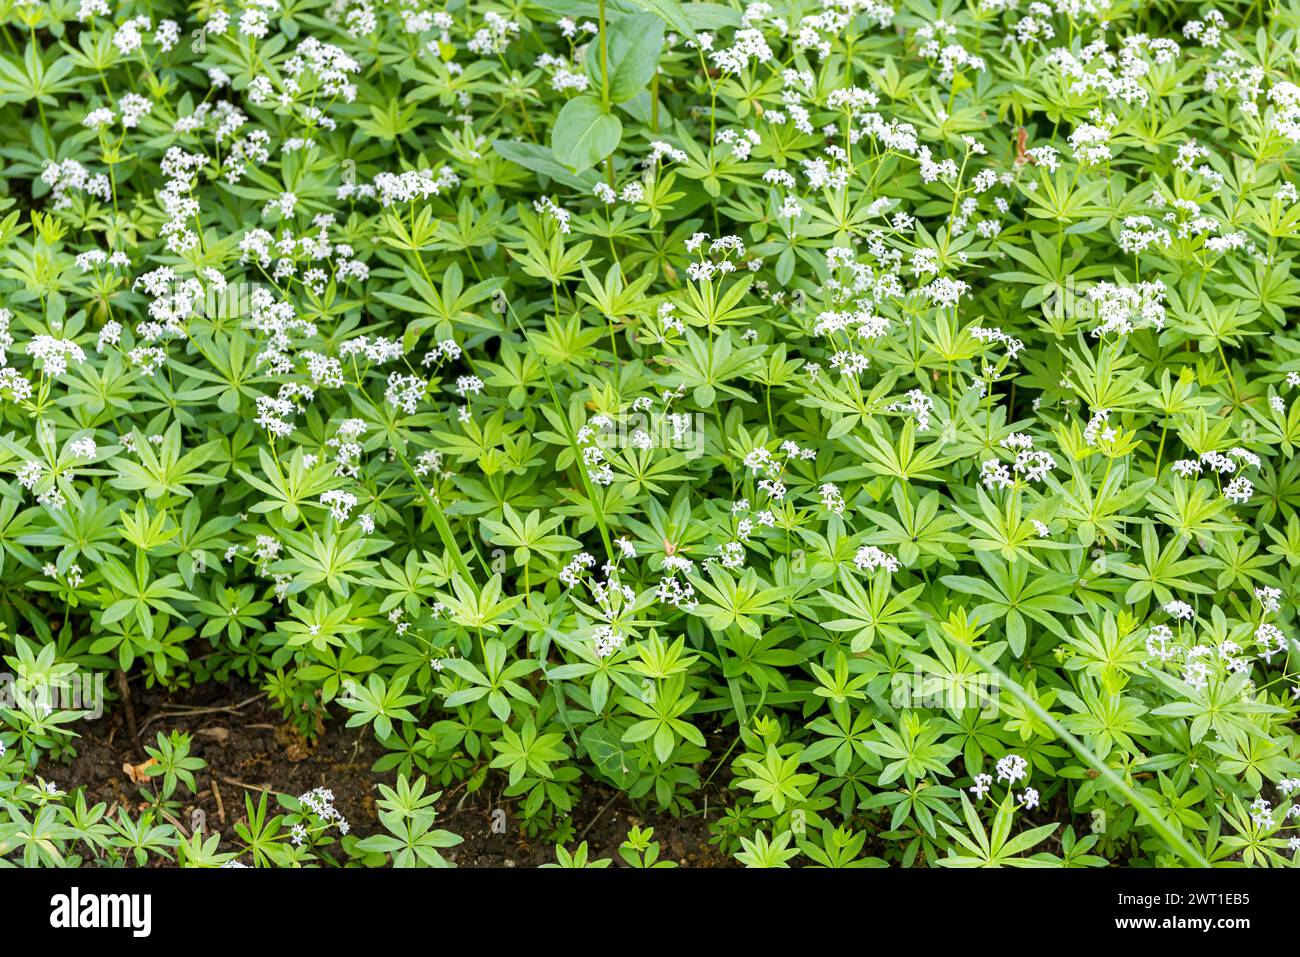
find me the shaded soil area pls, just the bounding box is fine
[48,679,733,868]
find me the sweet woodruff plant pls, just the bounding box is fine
[0,0,1297,868]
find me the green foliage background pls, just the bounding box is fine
[0,0,1298,867]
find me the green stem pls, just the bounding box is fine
[940,639,1210,867]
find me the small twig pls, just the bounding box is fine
[159,693,267,718]
[159,808,190,840]
[212,776,227,825]
[441,776,471,804]
[143,693,269,733]
[454,786,474,813]
[116,670,140,751]
[578,793,620,841]
[220,775,272,794]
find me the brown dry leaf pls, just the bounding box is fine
[197,726,230,743]
[286,741,310,761]
[122,757,158,784]
[276,722,314,762]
